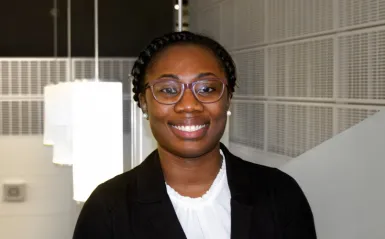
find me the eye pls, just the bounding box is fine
[160,87,178,95]
[197,86,215,94]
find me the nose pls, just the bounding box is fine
[174,87,203,113]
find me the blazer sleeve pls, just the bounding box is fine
[72,185,113,239]
[273,169,317,239]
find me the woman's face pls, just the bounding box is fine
[140,44,230,158]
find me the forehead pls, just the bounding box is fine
[145,44,224,80]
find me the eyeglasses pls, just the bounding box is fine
[144,78,228,105]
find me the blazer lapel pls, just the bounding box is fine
[221,144,254,239]
[130,150,186,239]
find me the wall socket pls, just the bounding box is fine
[3,182,26,202]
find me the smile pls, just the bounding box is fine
[171,124,207,132]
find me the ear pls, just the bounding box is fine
[226,92,232,110]
[139,93,148,113]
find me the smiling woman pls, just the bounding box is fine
[73,31,317,239]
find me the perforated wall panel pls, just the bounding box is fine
[0,58,135,136]
[230,102,264,149]
[197,6,221,42]
[0,60,67,95]
[220,0,235,49]
[268,0,334,41]
[337,107,380,133]
[268,37,334,98]
[339,0,385,28]
[73,59,134,93]
[339,28,385,100]
[267,103,333,157]
[232,49,264,96]
[0,101,44,135]
[189,0,385,160]
[235,0,265,47]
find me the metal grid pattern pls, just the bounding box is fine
[268,37,334,98]
[0,58,135,136]
[73,59,135,93]
[337,107,380,134]
[229,101,264,150]
[0,101,44,135]
[220,0,235,49]
[189,0,385,159]
[232,49,265,96]
[268,0,334,41]
[196,6,221,42]
[235,0,265,47]
[339,28,385,101]
[267,103,333,158]
[339,0,385,28]
[0,59,67,95]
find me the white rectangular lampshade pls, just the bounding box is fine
[44,83,75,165]
[45,81,124,202]
[71,81,123,202]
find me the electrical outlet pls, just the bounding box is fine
[3,182,26,202]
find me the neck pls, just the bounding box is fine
[158,144,223,198]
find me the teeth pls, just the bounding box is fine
[172,124,206,132]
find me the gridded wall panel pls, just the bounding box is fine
[339,0,385,28]
[268,0,334,41]
[0,59,67,95]
[73,59,135,93]
[267,103,286,155]
[235,0,265,47]
[307,106,334,149]
[337,107,380,133]
[0,58,134,136]
[268,103,333,157]
[229,102,264,149]
[220,0,235,49]
[339,28,385,100]
[268,37,334,98]
[0,101,44,135]
[233,49,264,96]
[197,6,221,42]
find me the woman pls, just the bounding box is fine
[73,31,317,239]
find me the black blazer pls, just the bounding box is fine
[73,144,317,239]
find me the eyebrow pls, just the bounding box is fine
[156,72,218,80]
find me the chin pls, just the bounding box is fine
[161,139,220,159]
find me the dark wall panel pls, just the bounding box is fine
[0,0,174,57]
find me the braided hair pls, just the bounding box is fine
[130,31,237,108]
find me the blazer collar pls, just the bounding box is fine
[134,143,254,204]
[133,143,254,239]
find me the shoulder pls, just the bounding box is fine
[89,165,141,204]
[227,153,304,200]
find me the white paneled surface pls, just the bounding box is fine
[267,37,334,98]
[235,0,265,47]
[268,0,334,41]
[339,0,385,28]
[232,49,264,96]
[0,58,135,136]
[339,26,385,102]
[0,136,74,239]
[190,0,385,160]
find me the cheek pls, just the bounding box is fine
[146,95,171,123]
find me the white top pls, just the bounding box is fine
[165,151,231,239]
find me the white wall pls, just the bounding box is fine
[0,136,75,239]
[229,142,290,168]
[281,110,385,239]
[0,134,131,239]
